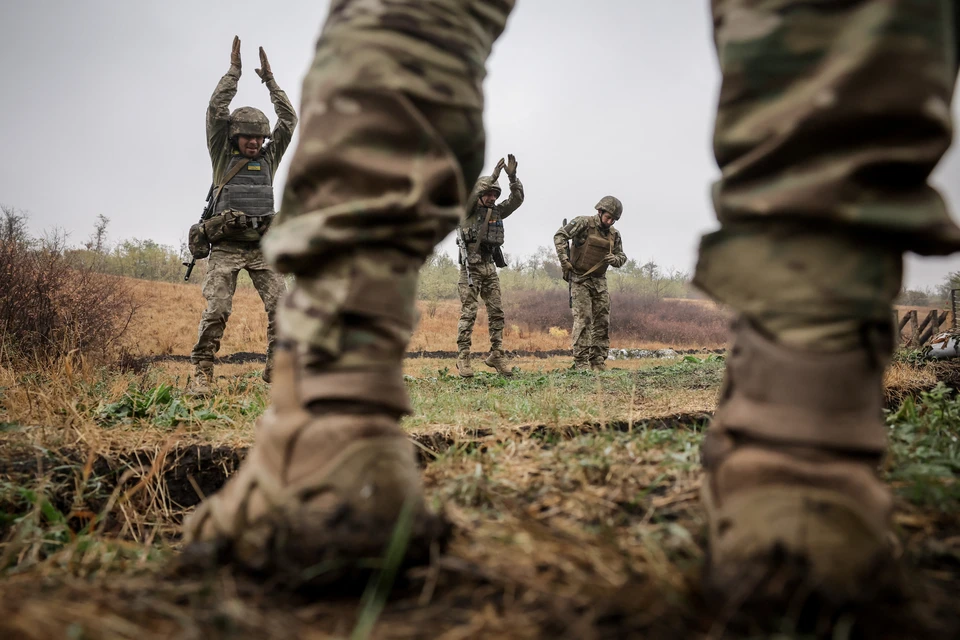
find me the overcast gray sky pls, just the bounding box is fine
[3,1,960,289]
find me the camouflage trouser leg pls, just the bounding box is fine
[457,261,504,353]
[246,254,287,369]
[570,280,593,367]
[262,89,485,414]
[587,279,610,365]
[694,0,960,351]
[190,245,241,364]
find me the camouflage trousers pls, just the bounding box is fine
[457,260,504,354]
[692,0,960,352]
[571,277,610,367]
[190,242,287,366]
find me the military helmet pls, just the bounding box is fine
[467,175,501,206]
[229,106,271,140]
[595,195,623,220]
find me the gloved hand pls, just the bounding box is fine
[561,258,574,277]
[256,46,274,83]
[491,157,505,181]
[604,254,619,265]
[506,153,518,179]
[231,36,242,72]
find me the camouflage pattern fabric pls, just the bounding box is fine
[693,0,960,352]
[190,243,287,365]
[457,261,504,355]
[207,66,298,186]
[571,277,611,368]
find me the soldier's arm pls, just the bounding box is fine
[498,176,525,219]
[207,67,239,164]
[610,230,627,267]
[263,76,299,174]
[554,217,586,263]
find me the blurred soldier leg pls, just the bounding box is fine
[588,279,610,371]
[180,3,497,575]
[571,280,593,370]
[695,0,960,603]
[245,249,286,383]
[188,244,242,396]
[457,265,481,377]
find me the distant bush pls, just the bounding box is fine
[0,206,139,365]
[504,289,731,348]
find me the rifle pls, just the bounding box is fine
[563,218,572,308]
[456,226,474,288]
[183,183,216,281]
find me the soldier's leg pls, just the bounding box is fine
[571,280,592,369]
[479,264,512,375]
[189,246,242,393]
[589,279,610,370]
[696,0,960,604]
[457,266,481,355]
[457,265,480,377]
[246,249,288,383]
[181,2,505,579]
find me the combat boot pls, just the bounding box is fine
[484,350,514,376]
[701,319,897,607]
[187,361,214,397]
[573,361,591,371]
[456,352,474,378]
[180,347,446,586]
[590,361,606,372]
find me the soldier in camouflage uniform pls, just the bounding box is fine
[183,0,960,610]
[188,37,298,395]
[455,156,524,377]
[555,196,627,372]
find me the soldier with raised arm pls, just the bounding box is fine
[455,154,524,378]
[188,36,298,395]
[554,196,627,371]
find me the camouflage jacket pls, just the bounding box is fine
[207,68,298,185]
[460,175,524,261]
[554,214,627,281]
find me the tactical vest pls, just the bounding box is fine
[475,206,504,247]
[571,218,614,277]
[213,155,275,242]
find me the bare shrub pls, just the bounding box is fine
[504,289,732,348]
[0,209,139,365]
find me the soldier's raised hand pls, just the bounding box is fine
[256,47,274,83]
[491,157,506,181]
[230,36,242,72]
[506,153,518,178]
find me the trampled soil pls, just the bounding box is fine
[1,414,957,640]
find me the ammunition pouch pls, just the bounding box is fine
[202,211,274,244]
[188,223,210,260]
[493,246,507,268]
[571,227,614,278]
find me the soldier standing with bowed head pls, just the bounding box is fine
[455,154,524,378]
[554,195,627,371]
[187,36,297,396]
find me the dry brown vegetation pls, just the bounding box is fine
[0,271,958,639]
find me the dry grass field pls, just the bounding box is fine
[1,277,958,639]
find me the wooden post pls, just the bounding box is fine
[893,310,900,343]
[919,310,940,345]
[909,310,920,347]
[898,312,911,333]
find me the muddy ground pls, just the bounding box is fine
[1,408,957,640]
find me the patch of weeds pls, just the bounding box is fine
[97,382,231,428]
[885,382,960,511]
[634,357,724,391]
